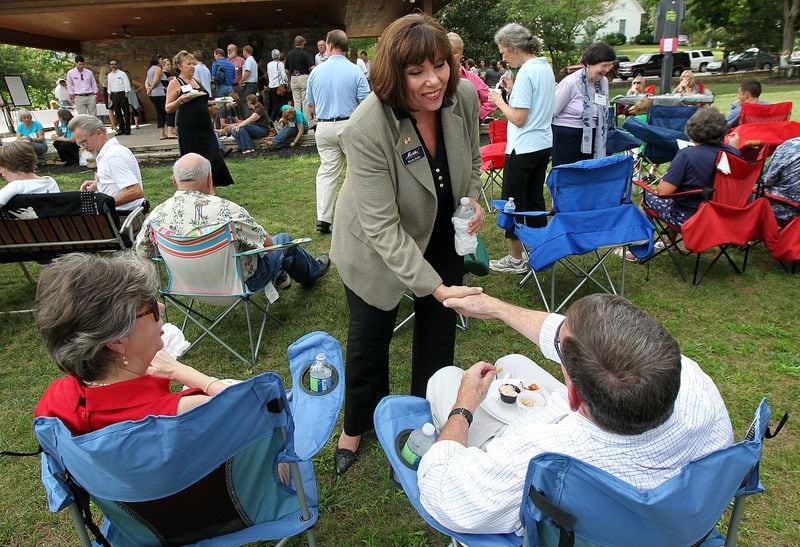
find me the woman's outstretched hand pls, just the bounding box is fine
[432,284,483,303]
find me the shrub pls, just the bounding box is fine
[634,32,655,45]
[602,32,627,46]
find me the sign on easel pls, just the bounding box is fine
[3,75,32,107]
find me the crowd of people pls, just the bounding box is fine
[0,13,793,541]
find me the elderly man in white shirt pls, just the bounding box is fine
[418,292,733,535]
[69,114,144,213]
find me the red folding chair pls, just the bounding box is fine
[739,102,792,125]
[488,119,508,144]
[771,217,800,273]
[638,151,778,284]
[727,120,800,160]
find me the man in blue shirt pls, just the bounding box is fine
[211,48,236,98]
[306,29,370,234]
[726,80,769,130]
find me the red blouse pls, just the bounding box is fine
[35,375,204,435]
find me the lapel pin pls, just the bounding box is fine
[404,136,412,145]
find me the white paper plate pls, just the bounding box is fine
[481,379,549,424]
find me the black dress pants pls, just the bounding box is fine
[110,91,130,134]
[342,244,463,436]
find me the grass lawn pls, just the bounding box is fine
[1,112,799,544]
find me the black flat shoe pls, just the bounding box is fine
[316,220,331,234]
[334,447,358,475]
[388,466,403,490]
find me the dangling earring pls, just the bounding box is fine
[119,355,129,371]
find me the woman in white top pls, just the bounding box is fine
[0,141,60,207]
[551,42,616,167]
[266,49,288,121]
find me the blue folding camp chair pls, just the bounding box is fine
[494,155,654,313]
[521,397,785,547]
[35,331,344,547]
[375,396,786,547]
[622,105,698,182]
[374,395,521,547]
[604,106,642,155]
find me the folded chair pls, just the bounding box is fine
[151,221,282,365]
[35,331,345,547]
[522,397,786,547]
[494,155,654,313]
[479,120,508,210]
[739,101,792,125]
[638,151,778,284]
[727,120,800,161]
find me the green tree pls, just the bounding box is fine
[688,0,784,51]
[502,0,608,74]
[437,0,508,63]
[0,45,73,109]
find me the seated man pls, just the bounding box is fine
[134,153,330,291]
[417,292,733,534]
[726,80,769,130]
[761,136,800,221]
[69,114,145,213]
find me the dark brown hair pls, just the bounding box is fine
[371,14,460,111]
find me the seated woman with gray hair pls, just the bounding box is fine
[0,140,60,207]
[15,109,48,158]
[34,252,232,435]
[642,108,741,228]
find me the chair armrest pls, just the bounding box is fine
[637,182,708,200]
[633,179,658,195]
[490,199,550,216]
[764,193,800,210]
[119,205,145,242]
[287,331,344,461]
[235,237,312,257]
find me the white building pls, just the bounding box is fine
[595,0,646,43]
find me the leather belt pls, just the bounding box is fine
[75,93,95,96]
[318,117,349,122]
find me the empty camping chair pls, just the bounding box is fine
[521,398,785,547]
[623,105,698,182]
[479,119,508,210]
[151,221,287,365]
[739,101,792,125]
[494,155,654,313]
[638,151,778,284]
[771,216,800,273]
[35,331,345,547]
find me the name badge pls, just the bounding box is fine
[594,93,607,106]
[180,84,193,93]
[401,146,425,165]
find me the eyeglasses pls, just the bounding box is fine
[633,81,642,85]
[553,319,567,364]
[135,298,160,321]
[109,63,117,66]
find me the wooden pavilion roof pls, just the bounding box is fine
[0,0,448,51]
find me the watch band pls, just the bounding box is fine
[448,407,473,427]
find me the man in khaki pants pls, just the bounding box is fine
[285,35,314,121]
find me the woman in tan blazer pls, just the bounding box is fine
[330,14,486,475]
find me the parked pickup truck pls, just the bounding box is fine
[618,52,691,80]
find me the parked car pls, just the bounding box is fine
[561,55,628,81]
[790,51,800,65]
[688,50,715,72]
[706,48,778,72]
[678,35,689,46]
[617,52,691,80]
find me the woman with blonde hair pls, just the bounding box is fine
[672,70,700,95]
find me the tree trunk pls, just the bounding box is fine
[783,0,800,53]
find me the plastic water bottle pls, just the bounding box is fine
[309,352,332,393]
[504,197,516,214]
[401,422,436,468]
[452,197,477,256]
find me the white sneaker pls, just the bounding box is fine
[490,254,528,274]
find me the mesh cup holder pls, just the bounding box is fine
[395,429,418,471]
[298,364,340,396]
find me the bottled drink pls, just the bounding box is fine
[452,196,477,256]
[504,197,516,214]
[401,422,436,468]
[309,352,333,393]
